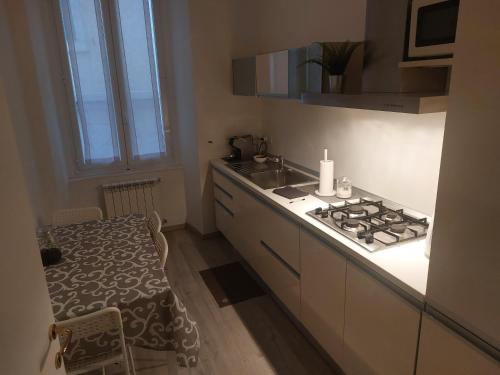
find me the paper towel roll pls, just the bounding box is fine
[318,159,335,196]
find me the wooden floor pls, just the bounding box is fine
[122,229,339,375]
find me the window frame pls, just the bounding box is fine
[53,0,175,176]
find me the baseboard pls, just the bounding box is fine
[162,223,186,232]
[185,223,221,239]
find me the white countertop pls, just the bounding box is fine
[212,159,429,303]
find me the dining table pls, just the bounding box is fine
[40,214,200,367]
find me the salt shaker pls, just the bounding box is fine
[336,176,352,199]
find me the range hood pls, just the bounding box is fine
[301,92,447,114]
[301,0,450,114]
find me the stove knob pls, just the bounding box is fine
[321,211,329,218]
[315,207,322,215]
[365,233,374,244]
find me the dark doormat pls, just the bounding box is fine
[200,262,266,307]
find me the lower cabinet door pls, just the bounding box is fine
[250,239,300,318]
[258,202,300,272]
[416,313,500,375]
[232,186,261,264]
[214,200,236,245]
[300,228,347,367]
[343,262,421,375]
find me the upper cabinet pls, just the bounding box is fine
[256,50,289,97]
[232,42,364,100]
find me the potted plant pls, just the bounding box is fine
[302,41,362,93]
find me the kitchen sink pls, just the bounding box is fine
[227,161,316,189]
[249,168,316,189]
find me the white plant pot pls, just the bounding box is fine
[328,74,344,93]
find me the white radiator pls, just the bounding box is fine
[102,178,161,218]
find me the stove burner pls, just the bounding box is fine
[345,218,360,228]
[390,223,407,233]
[348,205,364,215]
[385,213,399,221]
[341,218,362,232]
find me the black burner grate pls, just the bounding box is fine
[308,198,428,251]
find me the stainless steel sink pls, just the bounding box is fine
[227,161,316,189]
[249,168,316,189]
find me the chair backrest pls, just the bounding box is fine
[55,307,130,375]
[148,210,162,234]
[52,207,103,227]
[56,307,123,341]
[154,231,168,269]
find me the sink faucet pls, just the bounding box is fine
[266,153,284,169]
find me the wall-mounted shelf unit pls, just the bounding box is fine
[399,58,453,69]
[301,92,448,114]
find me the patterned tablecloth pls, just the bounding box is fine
[43,215,200,367]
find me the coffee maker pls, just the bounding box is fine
[227,135,255,161]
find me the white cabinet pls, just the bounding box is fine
[343,262,421,375]
[416,314,500,375]
[213,170,239,246]
[212,169,300,317]
[250,239,301,317]
[214,200,235,244]
[243,192,301,317]
[300,228,347,366]
[232,185,261,264]
[258,200,300,272]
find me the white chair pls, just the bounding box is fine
[153,231,168,269]
[148,210,162,234]
[55,307,135,375]
[52,207,103,226]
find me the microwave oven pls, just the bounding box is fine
[407,0,460,59]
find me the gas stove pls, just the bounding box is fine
[307,198,429,252]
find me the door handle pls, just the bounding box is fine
[49,323,73,369]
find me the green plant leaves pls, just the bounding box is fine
[303,41,363,75]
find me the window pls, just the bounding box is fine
[58,0,168,171]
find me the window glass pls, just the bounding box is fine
[115,0,166,160]
[61,0,121,165]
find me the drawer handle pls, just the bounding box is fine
[215,199,234,217]
[214,183,233,199]
[260,240,300,279]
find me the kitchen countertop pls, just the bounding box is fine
[211,158,429,304]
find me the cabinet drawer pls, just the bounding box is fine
[214,199,236,245]
[214,183,235,213]
[213,170,238,198]
[258,202,300,272]
[250,239,300,318]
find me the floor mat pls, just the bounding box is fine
[200,262,266,307]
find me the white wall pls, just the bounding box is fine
[67,168,187,226]
[1,0,69,225]
[166,0,263,234]
[0,54,62,375]
[231,0,446,215]
[262,101,445,215]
